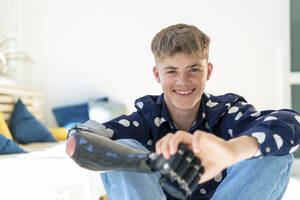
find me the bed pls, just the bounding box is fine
[1,83,300,199]
[0,83,106,200]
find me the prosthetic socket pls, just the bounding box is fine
[67,120,205,200]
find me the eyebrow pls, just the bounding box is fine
[164,64,201,70]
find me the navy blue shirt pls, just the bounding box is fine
[102,92,300,200]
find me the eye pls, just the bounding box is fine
[167,70,177,74]
[190,68,200,72]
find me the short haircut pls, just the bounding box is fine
[151,24,210,62]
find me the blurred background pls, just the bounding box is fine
[0,0,299,127]
[1,1,300,199]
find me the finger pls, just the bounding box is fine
[169,131,193,155]
[156,133,172,154]
[193,130,209,153]
[192,132,201,153]
[160,133,174,159]
[155,139,163,154]
[198,166,221,184]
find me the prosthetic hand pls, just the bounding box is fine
[66,120,204,200]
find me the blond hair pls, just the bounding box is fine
[151,24,210,61]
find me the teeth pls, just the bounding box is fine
[175,90,193,95]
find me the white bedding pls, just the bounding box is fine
[2,141,299,199]
[0,142,106,200]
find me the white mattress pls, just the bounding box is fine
[2,141,298,199]
[0,142,106,200]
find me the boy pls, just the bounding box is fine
[70,24,300,199]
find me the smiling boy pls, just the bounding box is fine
[153,52,212,132]
[151,25,260,186]
[70,24,300,200]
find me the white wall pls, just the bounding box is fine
[0,0,46,89]
[1,0,290,127]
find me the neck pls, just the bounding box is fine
[167,103,200,132]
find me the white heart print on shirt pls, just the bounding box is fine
[263,116,277,122]
[252,132,266,144]
[154,117,166,127]
[273,134,283,149]
[250,111,261,117]
[295,115,300,124]
[133,121,139,127]
[289,144,299,154]
[228,129,233,137]
[228,106,239,114]
[206,100,218,108]
[235,112,243,120]
[136,102,144,109]
[214,172,222,182]
[118,119,130,127]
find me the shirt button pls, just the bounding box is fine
[147,139,153,146]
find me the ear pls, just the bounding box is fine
[153,66,161,83]
[206,63,213,81]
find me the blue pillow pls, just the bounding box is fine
[52,103,89,130]
[52,98,108,130]
[9,99,56,144]
[0,134,26,154]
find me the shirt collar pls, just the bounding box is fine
[158,93,206,130]
[160,94,176,129]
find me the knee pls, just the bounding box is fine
[228,154,294,176]
[258,154,294,177]
[249,153,293,168]
[260,154,294,169]
[218,155,294,200]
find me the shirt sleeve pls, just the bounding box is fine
[101,111,151,147]
[218,101,300,157]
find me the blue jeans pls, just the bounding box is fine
[100,139,293,200]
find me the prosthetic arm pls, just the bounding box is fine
[66,120,204,200]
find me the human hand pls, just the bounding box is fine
[155,131,194,159]
[191,130,236,183]
[155,130,236,184]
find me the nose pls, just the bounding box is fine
[176,72,189,85]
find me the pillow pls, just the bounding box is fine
[0,112,13,139]
[88,98,126,123]
[52,103,89,130]
[9,99,56,144]
[49,127,68,141]
[0,134,26,154]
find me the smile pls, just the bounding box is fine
[174,89,195,95]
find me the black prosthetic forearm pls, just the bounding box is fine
[66,120,204,200]
[68,128,152,172]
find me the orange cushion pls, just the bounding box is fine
[0,112,13,139]
[49,127,68,141]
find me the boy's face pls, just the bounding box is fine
[153,52,213,112]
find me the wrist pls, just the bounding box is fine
[227,135,259,164]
